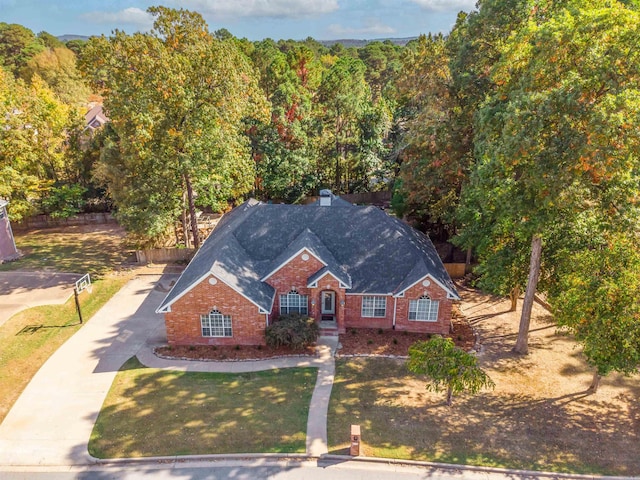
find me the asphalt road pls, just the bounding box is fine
[0,459,545,480]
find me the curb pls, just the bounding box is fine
[321,455,637,480]
[81,453,638,480]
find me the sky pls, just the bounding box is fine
[0,0,477,41]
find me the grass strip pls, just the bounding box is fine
[89,358,317,458]
[0,275,131,423]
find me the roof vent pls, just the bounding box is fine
[319,189,332,207]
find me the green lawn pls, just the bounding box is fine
[0,275,132,423]
[0,224,129,277]
[328,358,640,476]
[89,358,318,458]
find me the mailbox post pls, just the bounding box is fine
[350,424,361,456]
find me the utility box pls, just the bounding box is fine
[350,424,361,456]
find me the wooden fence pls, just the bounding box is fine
[443,263,470,279]
[13,212,116,230]
[135,248,195,264]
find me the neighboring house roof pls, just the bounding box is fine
[84,105,108,130]
[157,196,459,313]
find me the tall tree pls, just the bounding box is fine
[21,46,90,104]
[459,0,640,353]
[317,56,375,192]
[0,23,44,75]
[0,69,83,220]
[81,7,268,247]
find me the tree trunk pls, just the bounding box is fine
[589,371,601,392]
[509,285,520,312]
[446,385,453,406]
[184,173,200,250]
[514,235,542,354]
[466,246,472,265]
[181,191,191,249]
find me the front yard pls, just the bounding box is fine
[89,357,317,458]
[327,287,640,476]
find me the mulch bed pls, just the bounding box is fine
[155,343,316,361]
[337,316,475,357]
[154,312,475,362]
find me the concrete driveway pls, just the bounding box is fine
[0,274,169,466]
[0,271,82,326]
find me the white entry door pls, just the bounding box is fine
[321,291,335,315]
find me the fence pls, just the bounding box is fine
[135,247,196,264]
[13,212,116,230]
[443,263,469,279]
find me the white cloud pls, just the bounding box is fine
[81,7,154,28]
[409,0,476,12]
[328,19,396,37]
[174,0,339,19]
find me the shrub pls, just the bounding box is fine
[367,339,374,345]
[265,313,319,349]
[393,338,398,345]
[377,328,384,334]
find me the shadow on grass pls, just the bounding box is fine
[89,356,318,459]
[16,321,81,334]
[328,358,640,476]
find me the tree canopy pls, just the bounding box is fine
[81,6,268,246]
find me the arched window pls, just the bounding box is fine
[408,295,439,322]
[280,289,309,315]
[201,309,232,337]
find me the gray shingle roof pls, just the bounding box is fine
[156,198,459,313]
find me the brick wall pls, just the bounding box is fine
[266,252,348,333]
[344,295,394,330]
[165,252,454,345]
[164,275,267,346]
[265,251,324,319]
[394,280,451,335]
[310,275,347,333]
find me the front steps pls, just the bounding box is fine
[319,319,339,337]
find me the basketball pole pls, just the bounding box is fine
[74,287,83,324]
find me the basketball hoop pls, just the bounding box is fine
[74,274,91,324]
[75,274,91,294]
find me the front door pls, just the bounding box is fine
[321,291,335,315]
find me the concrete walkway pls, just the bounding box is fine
[0,273,338,466]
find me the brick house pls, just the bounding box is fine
[156,191,460,346]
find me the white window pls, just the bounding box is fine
[409,295,439,322]
[201,309,233,337]
[362,296,386,317]
[280,289,309,315]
